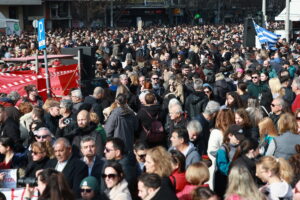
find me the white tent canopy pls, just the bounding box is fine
[275,0,300,21]
[0,12,21,35]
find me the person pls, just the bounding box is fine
[266,113,300,159]
[56,99,76,138]
[269,78,285,99]
[269,97,286,128]
[21,84,43,107]
[0,137,27,169]
[71,89,84,113]
[84,86,109,124]
[207,109,235,189]
[214,124,245,197]
[225,165,265,200]
[177,162,210,200]
[258,117,278,155]
[105,94,138,153]
[203,83,215,101]
[80,136,105,181]
[169,128,201,169]
[24,168,75,200]
[186,120,203,154]
[145,146,175,192]
[137,92,165,146]
[234,108,258,140]
[247,71,269,99]
[43,100,60,134]
[133,141,148,176]
[34,127,55,144]
[295,109,300,134]
[25,141,54,178]
[292,77,300,113]
[288,144,300,187]
[0,104,22,151]
[66,110,104,157]
[46,137,88,197]
[184,79,208,119]
[224,92,244,111]
[168,102,189,136]
[169,149,188,194]
[231,138,259,181]
[80,176,102,200]
[256,156,294,200]
[103,161,132,200]
[138,173,178,200]
[151,73,165,97]
[191,187,218,200]
[195,101,221,155]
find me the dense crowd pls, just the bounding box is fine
[0,24,299,200]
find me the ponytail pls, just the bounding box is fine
[256,156,294,184]
[277,157,294,184]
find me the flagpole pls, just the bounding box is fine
[285,0,290,43]
[262,0,266,28]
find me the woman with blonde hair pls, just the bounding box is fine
[256,156,294,200]
[177,162,210,200]
[266,113,300,159]
[269,78,285,99]
[258,117,278,155]
[225,165,265,200]
[207,109,235,189]
[145,146,175,193]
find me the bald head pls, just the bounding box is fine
[77,110,90,128]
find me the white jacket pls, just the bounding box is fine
[105,179,132,200]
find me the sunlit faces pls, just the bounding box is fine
[235,113,244,126]
[144,155,155,174]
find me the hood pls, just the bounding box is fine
[113,106,135,117]
[140,104,161,115]
[215,79,228,89]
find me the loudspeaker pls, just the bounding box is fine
[61,47,97,96]
[243,18,256,48]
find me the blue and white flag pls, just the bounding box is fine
[253,20,280,50]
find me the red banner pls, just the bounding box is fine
[0,64,79,100]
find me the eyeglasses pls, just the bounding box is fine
[102,173,118,179]
[80,189,92,193]
[32,151,44,155]
[35,135,50,139]
[204,90,210,94]
[152,77,159,80]
[251,76,258,79]
[138,154,146,159]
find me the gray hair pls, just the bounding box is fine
[170,103,183,114]
[80,136,96,148]
[7,91,20,102]
[53,137,71,148]
[293,77,300,90]
[187,120,202,133]
[71,89,83,98]
[204,100,220,115]
[60,99,73,111]
[93,86,104,96]
[246,107,264,126]
[193,79,203,91]
[34,127,53,137]
[168,98,181,111]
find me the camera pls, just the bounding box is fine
[63,118,73,125]
[17,177,37,187]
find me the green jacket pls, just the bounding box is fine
[247,82,269,98]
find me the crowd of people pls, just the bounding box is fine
[0,23,299,200]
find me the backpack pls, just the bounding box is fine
[142,109,165,143]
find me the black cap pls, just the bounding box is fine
[228,124,245,140]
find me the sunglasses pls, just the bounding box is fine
[271,104,277,107]
[296,117,300,120]
[102,173,118,179]
[204,90,210,93]
[152,77,159,80]
[35,135,50,139]
[104,147,114,153]
[138,154,146,159]
[32,151,44,155]
[80,189,92,193]
[252,76,258,79]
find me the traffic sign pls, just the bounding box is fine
[37,19,46,50]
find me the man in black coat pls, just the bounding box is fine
[46,137,88,198]
[0,105,22,152]
[138,173,178,200]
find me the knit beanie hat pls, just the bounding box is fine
[80,176,99,191]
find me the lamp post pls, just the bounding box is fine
[285,0,290,42]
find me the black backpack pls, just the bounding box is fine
[142,109,165,143]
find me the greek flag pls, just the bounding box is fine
[253,20,280,50]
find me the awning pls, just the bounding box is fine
[0,0,42,5]
[275,0,300,21]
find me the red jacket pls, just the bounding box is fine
[170,169,188,193]
[292,94,300,113]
